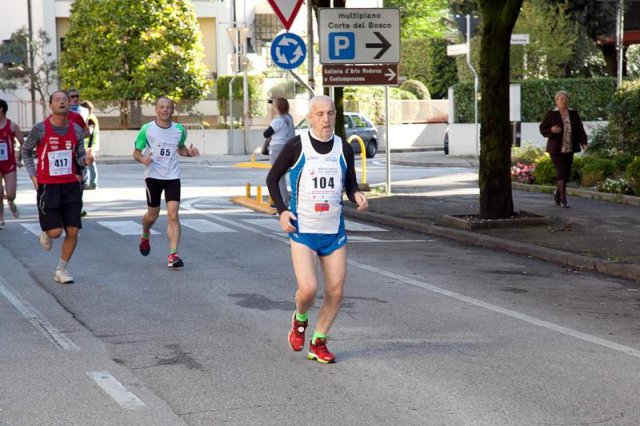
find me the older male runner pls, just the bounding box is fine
[267,95,368,364]
[22,91,94,284]
[134,96,199,269]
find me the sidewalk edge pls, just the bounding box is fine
[344,207,640,283]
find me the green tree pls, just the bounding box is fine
[511,0,578,79]
[400,38,457,99]
[0,27,57,116]
[60,0,211,102]
[384,0,449,39]
[477,0,523,219]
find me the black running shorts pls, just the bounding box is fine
[37,182,83,231]
[144,178,181,207]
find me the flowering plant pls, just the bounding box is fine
[511,162,536,184]
[594,178,634,195]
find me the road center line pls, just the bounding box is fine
[87,371,145,409]
[0,277,79,351]
[349,260,640,360]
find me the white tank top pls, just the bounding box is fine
[290,132,346,234]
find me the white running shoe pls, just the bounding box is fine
[39,231,52,251]
[54,268,74,284]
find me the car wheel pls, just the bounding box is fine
[365,139,377,158]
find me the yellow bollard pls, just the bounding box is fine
[347,135,369,190]
[245,183,251,198]
[257,185,262,203]
[251,153,256,163]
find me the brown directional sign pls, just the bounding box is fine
[323,64,398,86]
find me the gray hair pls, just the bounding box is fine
[308,95,334,111]
[555,90,569,102]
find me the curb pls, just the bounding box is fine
[344,206,640,283]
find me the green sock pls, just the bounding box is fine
[169,248,177,255]
[296,311,308,322]
[142,232,150,239]
[312,331,327,344]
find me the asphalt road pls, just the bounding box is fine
[2,159,640,425]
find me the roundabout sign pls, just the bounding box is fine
[270,32,306,70]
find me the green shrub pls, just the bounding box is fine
[512,142,545,165]
[399,79,430,100]
[533,155,556,185]
[215,74,266,120]
[571,155,585,182]
[580,156,616,187]
[453,77,616,123]
[615,153,635,172]
[595,178,634,195]
[587,125,619,156]
[626,157,640,195]
[608,79,640,155]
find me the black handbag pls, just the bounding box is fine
[261,137,271,155]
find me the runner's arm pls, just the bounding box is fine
[342,139,361,203]
[22,123,45,177]
[266,137,301,214]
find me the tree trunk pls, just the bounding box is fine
[477,0,523,219]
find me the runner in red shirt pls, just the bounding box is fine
[0,98,25,227]
[22,91,94,284]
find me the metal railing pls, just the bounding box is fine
[9,98,450,132]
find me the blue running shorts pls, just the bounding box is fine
[289,226,347,257]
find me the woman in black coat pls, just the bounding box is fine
[539,91,588,208]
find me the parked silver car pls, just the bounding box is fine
[296,112,379,158]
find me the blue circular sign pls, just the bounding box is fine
[270,32,306,70]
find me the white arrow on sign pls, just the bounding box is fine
[385,67,396,82]
[268,0,304,31]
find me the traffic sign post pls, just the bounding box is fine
[322,64,398,86]
[318,8,400,64]
[267,0,304,31]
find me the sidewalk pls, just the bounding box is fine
[344,151,640,283]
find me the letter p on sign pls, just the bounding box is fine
[329,32,355,60]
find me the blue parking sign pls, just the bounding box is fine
[328,32,355,60]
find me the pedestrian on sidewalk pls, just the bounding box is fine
[133,96,199,269]
[22,90,94,284]
[266,95,368,364]
[0,98,25,227]
[539,90,588,208]
[263,98,296,206]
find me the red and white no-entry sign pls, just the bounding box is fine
[268,0,304,31]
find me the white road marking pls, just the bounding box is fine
[0,277,79,351]
[241,218,285,233]
[21,222,43,236]
[181,219,237,233]
[87,371,145,409]
[345,221,387,232]
[97,221,160,236]
[348,260,640,360]
[241,218,387,234]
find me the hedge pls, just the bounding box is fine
[216,74,266,120]
[453,77,617,123]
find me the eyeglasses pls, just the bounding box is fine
[70,95,79,99]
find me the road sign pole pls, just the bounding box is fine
[385,86,391,195]
[466,14,479,161]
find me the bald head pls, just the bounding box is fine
[307,96,336,141]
